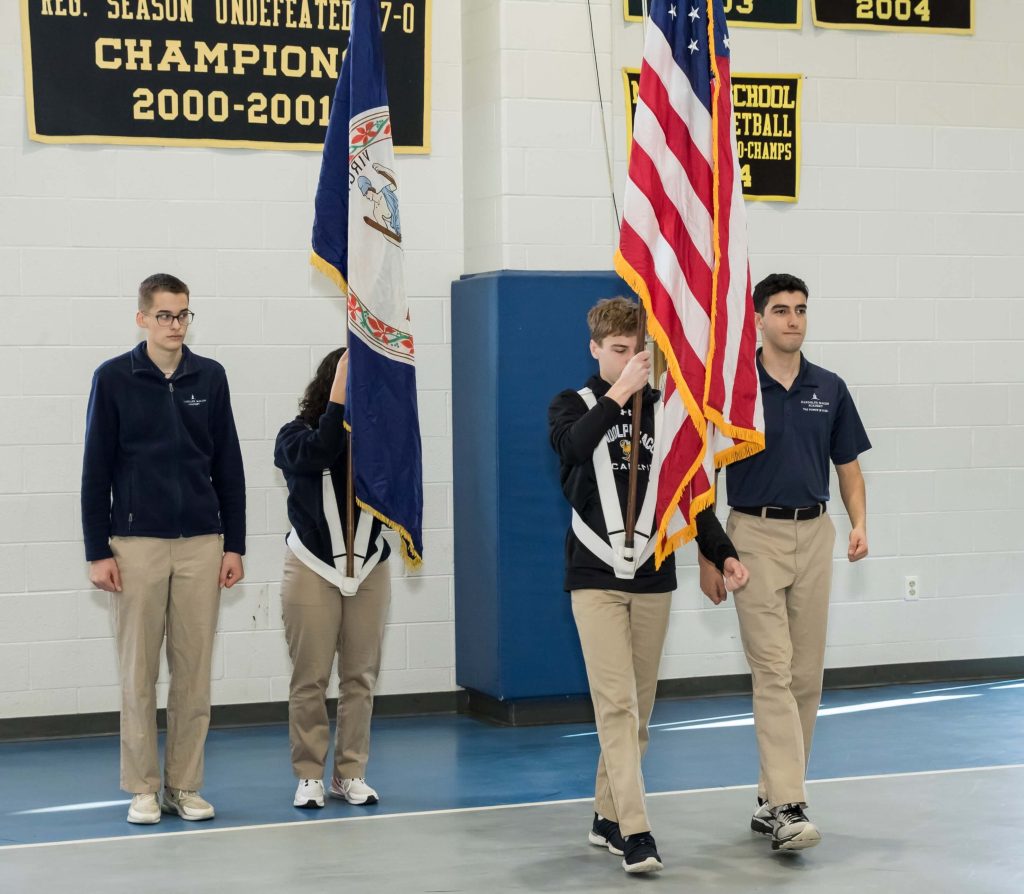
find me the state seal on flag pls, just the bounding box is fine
[350,110,402,246]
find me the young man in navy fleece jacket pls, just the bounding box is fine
[81,273,246,825]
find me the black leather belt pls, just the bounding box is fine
[734,503,825,521]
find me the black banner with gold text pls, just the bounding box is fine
[20,0,431,152]
[732,73,800,202]
[624,0,800,29]
[812,0,972,33]
[623,69,801,202]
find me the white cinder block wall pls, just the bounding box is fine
[2,0,1023,720]
[463,0,1024,683]
[0,0,462,719]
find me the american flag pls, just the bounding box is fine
[615,0,764,566]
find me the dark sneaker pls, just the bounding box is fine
[588,812,625,856]
[770,803,821,851]
[751,796,772,835]
[622,832,664,874]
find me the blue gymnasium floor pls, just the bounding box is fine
[0,678,1022,848]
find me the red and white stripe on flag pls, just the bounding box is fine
[614,0,764,566]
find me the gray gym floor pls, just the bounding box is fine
[3,764,1021,893]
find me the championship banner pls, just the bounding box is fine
[732,73,801,202]
[812,0,973,33]
[624,68,801,202]
[625,0,800,29]
[19,0,432,152]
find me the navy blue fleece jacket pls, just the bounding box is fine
[81,342,246,561]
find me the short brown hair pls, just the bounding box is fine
[138,273,189,311]
[587,297,639,344]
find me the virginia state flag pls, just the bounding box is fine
[311,0,423,566]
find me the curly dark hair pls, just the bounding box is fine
[298,347,346,428]
[752,273,809,314]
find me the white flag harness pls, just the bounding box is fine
[571,387,664,579]
[286,469,383,596]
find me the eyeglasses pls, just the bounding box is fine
[144,310,195,327]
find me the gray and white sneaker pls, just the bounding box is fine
[293,778,325,809]
[127,792,161,824]
[330,776,379,805]
[769,803,821,851]
[751,797,772,835]
[161,788,215,821]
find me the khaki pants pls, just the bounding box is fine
[570,588,671,837]
[281,550,391,780]
[727,510,835,807]
[110,534,223,794]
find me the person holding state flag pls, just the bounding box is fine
[275,347,392,810]
[279,0,422,809]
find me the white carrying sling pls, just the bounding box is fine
[286,468,383,596]
[570,387,664,580]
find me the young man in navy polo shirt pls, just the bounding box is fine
[700,273,870,851]
[82,274,246,825]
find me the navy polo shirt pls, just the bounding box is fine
[725,352,871,508]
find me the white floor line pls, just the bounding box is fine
[13,800,131,816]
[3,763,1022,852]
[563,710,755,738]
[913,678,1024,694]
[662,694,979,732]
[567,687,998,739]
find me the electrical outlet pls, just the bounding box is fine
[904,575,919,601]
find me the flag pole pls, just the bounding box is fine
[346,329,355,580]
[346,436,355,579]
[623,303,648,557]
[623,0,650,562]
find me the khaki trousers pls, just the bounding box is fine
[570,588,671,837]
[726,510,835,807]
[281,550,391,780]
[109,534,223,794]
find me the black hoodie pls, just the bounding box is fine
[548,375,737,593]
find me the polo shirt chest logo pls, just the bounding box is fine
[800,392,830,414]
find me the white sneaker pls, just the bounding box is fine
[127,793,161,824]
[293,778,325,809]
[329,775,379,805]
[769,803,821,851]
[161,787,215,821]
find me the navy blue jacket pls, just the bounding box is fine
[274,402,390,569]
[81,343,246,562]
